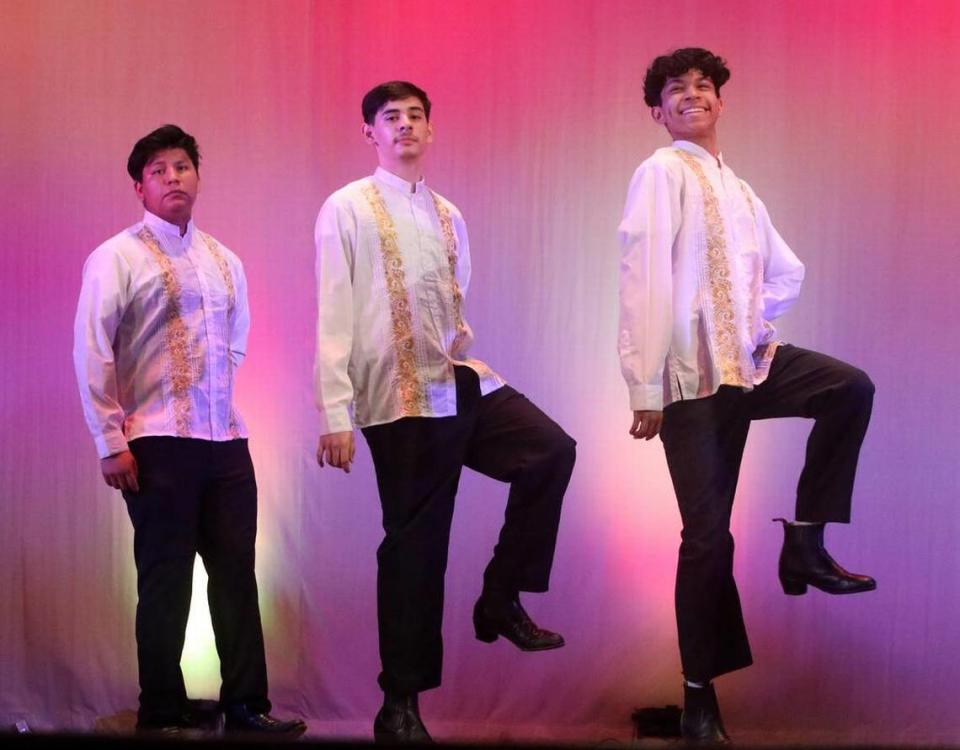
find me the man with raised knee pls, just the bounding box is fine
[314,81,575,743]
[618,49,876,743]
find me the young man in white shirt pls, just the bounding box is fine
[74,125,305,737]
[618,49,876,742]
[314,81,576,743]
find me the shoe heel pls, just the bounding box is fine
[475,628,498,643]
[780,578,807,596]
[472,601,499,643]
[473,615,499,643]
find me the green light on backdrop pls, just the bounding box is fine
[181,562,221,697]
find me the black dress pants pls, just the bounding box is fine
[123,437,270,726]
[659,345,874,682]
[362,367,576,695]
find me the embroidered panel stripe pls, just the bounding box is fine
[199,231,236,310]
[674,150,751,386]
[198,231,240,438]
[429,191,469,354]
[136,226,194,436]
[361,183,428,417]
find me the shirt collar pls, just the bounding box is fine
[374,166,426,195]
[673,140,724,169]
[142,209,195,241]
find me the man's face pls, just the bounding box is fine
[134,147,199,227]
[651,69,723,143]
[362,97,433,167]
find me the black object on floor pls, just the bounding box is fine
[632,705,682,738]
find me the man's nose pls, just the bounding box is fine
[164,167,181,183]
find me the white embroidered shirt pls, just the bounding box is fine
[314,167,504,434]
[74,210,249,459]
[618,140,805,412]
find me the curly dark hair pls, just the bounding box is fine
[643,48,731,107]
[126,124,200,181]
[361,81,431,125]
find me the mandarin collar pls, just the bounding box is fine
[673,140,724,169]
[143,210,195,242]
[374,166,426,195]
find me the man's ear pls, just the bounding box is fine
[361,122,376,145]
[650,107,664,124]
[133,181,144,202]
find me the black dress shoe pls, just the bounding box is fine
[224,704,307,737]
[135,724,186,737]
[135,711,196,735]
[774,518,876,596]
[473,593,564,651]
[681,682,730,745]
[374,692,433,744]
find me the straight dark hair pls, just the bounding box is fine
[126,124,200,181]
[361,81,431,125]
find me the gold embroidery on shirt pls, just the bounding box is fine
[199,231,236,310]
[198,232,239,437]
[361,182,428,417]
[429,191,469,355]
[675,150,750,386]
[136,226,193,436]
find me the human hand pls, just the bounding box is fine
[629,410,663,440]
[317,431,355,473]
[101,450,139,492]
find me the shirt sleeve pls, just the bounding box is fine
[751,189,805,321]
[617,160,680,412]
[73,246,131,459]
[313,196,356,435]
[230,259,250,368]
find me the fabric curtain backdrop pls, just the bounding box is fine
[1,0,958,742]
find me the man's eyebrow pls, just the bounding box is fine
[664,75,710,86]
[381,105,425,115]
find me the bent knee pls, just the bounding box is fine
[843,367,875,401]
[551,431,577,468]
[528,428,576,474]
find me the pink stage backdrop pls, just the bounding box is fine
[2,0,958,743]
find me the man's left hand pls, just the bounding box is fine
[630,410,663,440]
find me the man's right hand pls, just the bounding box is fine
[630,410,663,440]
[101,450,139,493]
[317,431,355,473]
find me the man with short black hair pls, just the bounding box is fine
[618,49,876,742]
[74,124,305,737]
[315,81,575,743]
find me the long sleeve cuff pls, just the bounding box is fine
[95,431,130,460]
[317,406,353,435]
[628,384,664,412]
